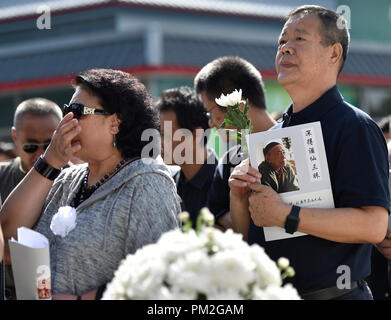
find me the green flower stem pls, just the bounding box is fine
[220,99,253,150]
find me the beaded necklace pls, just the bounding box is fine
[73,157,139,207]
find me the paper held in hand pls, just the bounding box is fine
[246,121,335,242]
[9,227,51,300]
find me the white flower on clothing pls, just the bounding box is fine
[50,206,77,238]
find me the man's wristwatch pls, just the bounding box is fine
[34,155,62,181]
[284,205,301,234]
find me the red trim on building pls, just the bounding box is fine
[0,66,390,93]
[338,74,391,86]
[0,75,75,93]
[123,65,201,76]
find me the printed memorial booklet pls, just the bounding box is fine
[246,121,335,242]
[9,227,51,300]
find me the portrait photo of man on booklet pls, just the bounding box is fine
[257,139,300,194]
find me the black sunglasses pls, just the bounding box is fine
[22,142,50,154]
[63,103,113,119]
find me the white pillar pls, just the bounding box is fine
[145,23,162,66]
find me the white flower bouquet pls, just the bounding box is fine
[102,208,300,300]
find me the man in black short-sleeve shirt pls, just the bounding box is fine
[194,56,276,229]
[230,6,390,300]
[247,85,390,297]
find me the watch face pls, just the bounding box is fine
[285,206,300,234]
[285,217,299,234]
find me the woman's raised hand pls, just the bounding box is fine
[43,112,82,169]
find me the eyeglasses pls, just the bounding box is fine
[63,103,113,120]
[22,142,50,154]
[205,105,226,119]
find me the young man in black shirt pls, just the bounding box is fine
[194,56,276,230]
[156,86,218,226]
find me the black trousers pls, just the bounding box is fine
[368,248,391,300]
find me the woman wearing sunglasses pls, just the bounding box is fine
[0,69,180,300]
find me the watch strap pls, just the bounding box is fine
[34,155,61,181]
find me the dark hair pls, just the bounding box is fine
[378,117,391,134]
[156,86,210,145]
[13,98,62,128]
[263,141,281,157]
[194,56,266,109]
[73,68,158,158]
[287,5,350,73]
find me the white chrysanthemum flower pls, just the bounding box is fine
[249,245,282,288]
[251,287,269,300]
[149,286,173,300]
[103,245,167,300]
[212,228,248,251]
[158,229,206,262]
[255,284,301,300]
[215,89,245,107]
[210,250,256,291]
[167,250,211,293]
[129,258,166,299]
[207,287,244,300]
[134,243,166,261]
[102,214,300,300]
[101,278,127,300]
[167,286,198,300]
[50,206,77,238]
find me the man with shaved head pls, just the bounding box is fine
[0,97,61,300]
